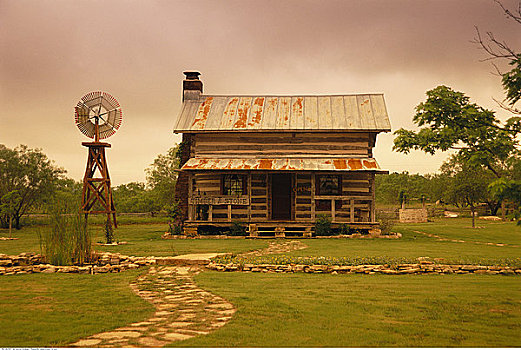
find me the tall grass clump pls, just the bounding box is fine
[39,204,92,266]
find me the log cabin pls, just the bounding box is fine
[173,71,391,237]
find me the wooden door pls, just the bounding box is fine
[271,174,292,220]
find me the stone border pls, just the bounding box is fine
[208,261,521,275]
[0,252,230,276]
[162,233,402,239]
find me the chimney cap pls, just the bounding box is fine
[183,71,201,80]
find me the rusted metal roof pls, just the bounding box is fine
[174,95,391,132]
[181,157,384,172]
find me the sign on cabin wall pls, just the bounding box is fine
[189,197,249,205]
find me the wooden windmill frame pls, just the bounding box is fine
[75,91,122,228]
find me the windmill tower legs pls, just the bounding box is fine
[80,141,117,229]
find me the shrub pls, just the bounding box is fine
[376,210,396,235]
[104,218,115,244]
[229,221,247,236]
[339,223,350,235]
[315,214,332,236]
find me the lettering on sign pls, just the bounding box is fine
[294,185,311,194]
[189,197,249,205]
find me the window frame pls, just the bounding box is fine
[316,174,342,195]
[221,174,247,196]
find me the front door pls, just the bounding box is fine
[271,174,292,220]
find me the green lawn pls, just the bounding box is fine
[398,217,521,245]
[283,218,520,262]
[1,218,520,347]
[0,269,154,347]
[0,223,268,257]
[175,272,521,347]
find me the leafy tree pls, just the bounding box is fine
[113,182,161,213]
[0,190,21,237]
[441,156,491,228]
[145,145,180,210]
[0,144,65,229]
[393,85,517,178]
[473,0,521,120]
[375,172,430,205]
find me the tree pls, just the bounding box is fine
[0,145,65,229]
[473,0,521,119]
[0,190,21,237]
[145,145,180,210]
[441,156,491,228]
[393,85,518,178]
[113,182,161,213]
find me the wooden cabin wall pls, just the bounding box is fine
[189,171,375,224]
[193,132,373,158]
[190,172,268,222]
[296,172,375,223]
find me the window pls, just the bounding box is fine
[222,174,245,195]
[196,205,209,220]
[317,175,341,195]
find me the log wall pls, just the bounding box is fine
[193,132,376,158]
[187,171,375,224]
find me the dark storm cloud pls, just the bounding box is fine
[1,0,519,182]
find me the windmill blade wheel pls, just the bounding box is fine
[74,91,123,140]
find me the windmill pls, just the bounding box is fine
[75,91,122,232]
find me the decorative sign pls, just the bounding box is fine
[189,197,249,205]
[294,184,311,194]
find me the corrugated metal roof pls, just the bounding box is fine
[173,95,391,132]
[181,157,384,172]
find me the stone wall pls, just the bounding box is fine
[399,208,428,223]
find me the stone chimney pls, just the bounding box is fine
[183,71,202,101]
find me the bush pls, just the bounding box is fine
[229,221,247,236]
[376,210,396,235]
[39,208,92,266]
[315,214,332,236]
[104,217,115,244]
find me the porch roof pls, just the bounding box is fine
[180,157,386,172]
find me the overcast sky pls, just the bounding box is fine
[1,0,520,185]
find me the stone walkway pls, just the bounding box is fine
[70,241,306,347]
[70,265,235,348]
[414,230,520,248]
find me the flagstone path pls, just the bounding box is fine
[70,265,235,348]
[70,240,307,347]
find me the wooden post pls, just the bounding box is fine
[228,204,232,221]
[188,173,193,221]
[370,176,376,222]
[208,205,213,221]
[311,174,316,220]
[247,172,252,222]
[331,199,335,222]
[350,199,354,223]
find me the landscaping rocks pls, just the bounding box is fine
[207,261,521,275]
[0,251,230,276]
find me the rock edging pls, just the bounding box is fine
[207,261,521,275]
[0,252,228,276]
